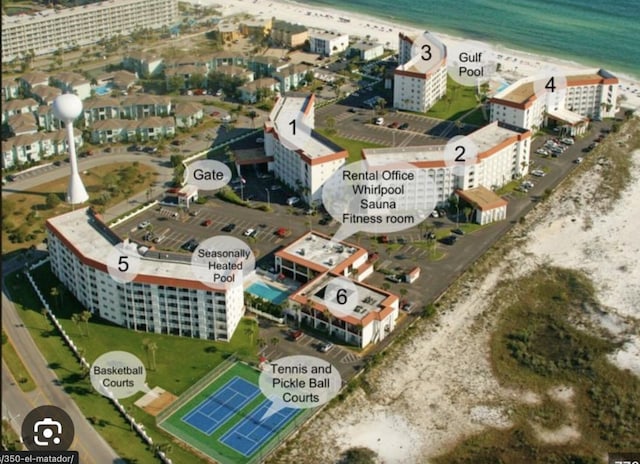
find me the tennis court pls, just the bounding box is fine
[181,376,260,436]
[158,361,306,464]
[219,399,299,456]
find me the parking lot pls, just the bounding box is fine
[256,319,363,380]
[316,99,472,148]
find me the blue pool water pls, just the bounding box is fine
[94,85,111,96]
[246,282,289,305]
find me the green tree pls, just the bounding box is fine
[80,311,92,337]
[71,313,83,336]
[270,337,280,348]
[463,206,473,223]
[46,193,61,209]
[340,446,377,464]
[49,286,60,311]
[244,325,255,345]
[247,110,258,128]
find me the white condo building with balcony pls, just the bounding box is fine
[46,208,244,341]
[275,231,398,348]
[264,94,347,205]
[489,69,619,135]
[362,121,532,208]
[393,32,448,113]
[2,0,178,62]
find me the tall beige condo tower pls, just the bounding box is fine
[52,94,89,205]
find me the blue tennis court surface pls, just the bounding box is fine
[181,377,260,436]
[219,399,299,456]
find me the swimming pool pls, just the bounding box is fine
[94,84,111,96]
[246,282,289,305]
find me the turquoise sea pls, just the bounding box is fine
[298,0,640,78]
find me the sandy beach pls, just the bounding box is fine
[190,0,640,110]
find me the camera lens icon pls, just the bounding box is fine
[22,405,74,451]
[34,417,63,446]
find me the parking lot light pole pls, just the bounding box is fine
[265,188,270,207]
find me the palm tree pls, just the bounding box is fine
[244,326,255,345]
[71,313,83,336]
[325,310,334,336]
[247,110,258,128]
[257,338,267,350]
[463,206,473,223]
[80,311,92,337]
[147,342,158,371]
[270,337,280,348]
[50,286,60,311]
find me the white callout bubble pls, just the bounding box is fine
[447,41,498,87]
[185,160,232,190]
[409,31,446,75]
[90,351,149,399]
[259,355,341,420]
[322,160,438,243]
[323,276,359,319]
[533,70,568,108]
[106,242,142,284]
[190,235,255,290]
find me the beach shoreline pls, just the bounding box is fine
[190,0,640,109]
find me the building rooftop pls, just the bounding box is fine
[45,208,223,292]
[268,94,345,160]
[294,272,392,323]
[363,122,529,166]
[276,231,367,275]
[456,186,507,211]
[396,33,446,76]
[309,31,348,41]
[493,68,619,105]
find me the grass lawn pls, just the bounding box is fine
[426,77,480,121]
[461,107,488,126]
[2,163,157,254]
[315,130,385,164]
[8,264,259,464]
[1,330,36,392]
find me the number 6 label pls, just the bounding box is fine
[323,277,359,319]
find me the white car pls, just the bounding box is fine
[244,228,256,237]
[287,196,300,206]
[430,210,439,218]
[138,221,150,229]
[531,170,546,177]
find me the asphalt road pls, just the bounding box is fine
[2,273,124,463]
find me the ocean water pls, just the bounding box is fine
[299,0,640,78]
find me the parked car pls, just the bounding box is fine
[221,223,236,232]
[201,219,213,227]
[276,227,291,238]
[385,274,402,283]
[531,169,546,177]
[452,228,465,236]
[399,122,409,130]
[244,228,257,237]
[401,301,415,312]
[318,342,334,353]
[441,235,457,245]
[288,330,303,341]
[388,121,399,129]
[375,117,384,125]
[574,157,584,164]
[181,238,199,252]
[138,221,150,229]
[286,196,300,206]
[430,210,439,218]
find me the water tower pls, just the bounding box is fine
[52,93,89,204]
